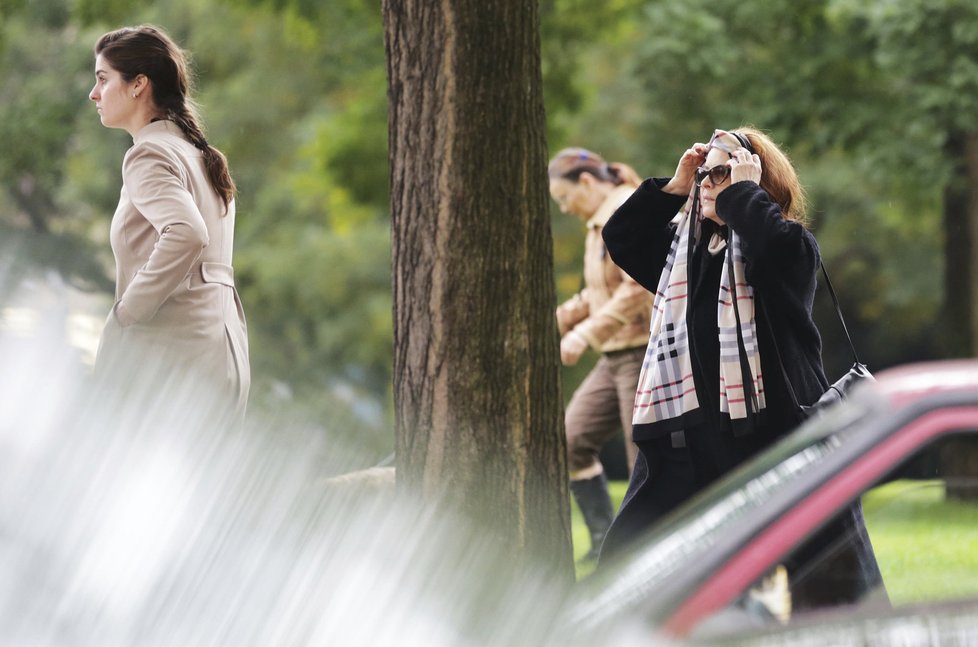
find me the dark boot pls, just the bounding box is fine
[570,472,615,562]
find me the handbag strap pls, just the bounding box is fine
[760,262,861,412]
[818,264,860,366]
[759,297,801,412]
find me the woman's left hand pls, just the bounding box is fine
[729,147,762,185]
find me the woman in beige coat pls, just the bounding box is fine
[549,148,653,562]
[89,25,249,421]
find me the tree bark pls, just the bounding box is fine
[941,436,978,502]
[940,133,978,500]
[941,132,978,358]
[968,134,978,357]
[383,0,572,574]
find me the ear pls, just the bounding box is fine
[578,171,596,188]
[132,74,150,95]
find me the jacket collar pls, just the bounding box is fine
[586,184,640,229]
[132,119,183,145]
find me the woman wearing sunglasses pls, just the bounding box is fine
[598,128,884,609]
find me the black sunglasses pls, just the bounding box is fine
[695,164,732,186]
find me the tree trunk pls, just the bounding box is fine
[940,436,978,502]
[968,134,978,357]
[939,132,978,501]
[941,132,978,358]
[383,0,572,575]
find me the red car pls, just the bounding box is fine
[563,360,978,645]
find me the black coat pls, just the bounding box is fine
[602,178,829,442]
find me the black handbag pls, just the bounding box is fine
[765,264,874,419]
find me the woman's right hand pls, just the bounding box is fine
[560,330,589,366]
[662,143,709,196]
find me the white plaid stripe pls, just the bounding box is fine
[633,212,765,426]
[717,230,765,418]
[634,207,696,425]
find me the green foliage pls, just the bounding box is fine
[73,0,152,26]
[11,0,69,27]
[305,70,390,212]
[0,12,116,289]
[801,152,943,374]
[540,0,645,146]
[827,0,978,187]
[0,20,84,200]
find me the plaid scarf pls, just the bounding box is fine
[632,186,766,426]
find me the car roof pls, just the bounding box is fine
[874,359,978,406]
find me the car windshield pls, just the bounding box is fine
[569,390,889,631]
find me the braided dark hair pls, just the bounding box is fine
[95,25,236,211]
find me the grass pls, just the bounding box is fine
[571,478,978,602]
[862,479,978,603]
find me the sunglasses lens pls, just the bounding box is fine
[696,165,730,186]
[710,166,730,184]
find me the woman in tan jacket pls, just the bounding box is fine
[549,148,653,561]
[89,25,249,421]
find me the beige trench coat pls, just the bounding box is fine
[555,184,653,353]
[95,120,250,419]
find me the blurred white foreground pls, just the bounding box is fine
[0,274,576,647]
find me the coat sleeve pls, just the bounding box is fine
[717,181,828,401]
[601,178,687,292]
[571,269,652,348]
[119,142,209,323]
[716,181,820,293]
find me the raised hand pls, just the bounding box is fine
[662,143,709,196]
[729,146,762,185]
